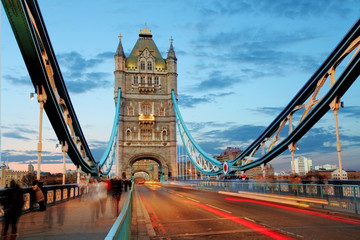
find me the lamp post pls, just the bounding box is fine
[62,141,68,185]
[331,97,343,180]
[289,142,296,175]
[36,86,47,180]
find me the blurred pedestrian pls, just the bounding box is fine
[87,178,100,222]
[1,180,24,240]
[79,176,87,201]
[98,179,108,219]
[32,180,46,211]
[111,178,122,217]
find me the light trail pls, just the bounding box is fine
[183,199,295,240]
[226,197,360,225]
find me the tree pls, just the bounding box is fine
[21,172,36,187]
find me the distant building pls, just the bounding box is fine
[245,163,275,180]
[315,164,337,171]
[0,162,34,188]
[294,156,312,175]
[332,169,348,180]
[214,147,242,162]
[28,163,35,172]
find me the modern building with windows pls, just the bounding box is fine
[294,156,313,175]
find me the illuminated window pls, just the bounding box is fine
[140,61,145,70]
[141,129,152,140]
[133,76,138,84]
[147,61,152,70]
[141,103,152,115]
[141,76,145,84]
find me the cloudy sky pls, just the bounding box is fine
[1,0,360,174]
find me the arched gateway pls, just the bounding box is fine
[114,25,177,180]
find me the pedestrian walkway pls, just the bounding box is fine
[15,192,128,240]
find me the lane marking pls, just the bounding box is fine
[205,204,232,214]
[244,217,255,223]
[186,197,200,203]
[176,194,184,198]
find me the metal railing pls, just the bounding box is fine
[105,182,134,240]
[0,184,79,217]
[176,180,360,215]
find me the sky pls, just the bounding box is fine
[1,0,360,174]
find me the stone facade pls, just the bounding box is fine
[0,163,34,188]
[114,26,177,180]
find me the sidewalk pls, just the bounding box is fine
[15,192,128,240]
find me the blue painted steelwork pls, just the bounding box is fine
[173,18,360,175]
[105,182,134,240]
[230,18,360,171]
[99,89,121,176]
[1,0,121,176]
[172,91,223,175]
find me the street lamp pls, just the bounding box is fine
[62,141,68,185]
[36,86,47,180]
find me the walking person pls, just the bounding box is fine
[32,180,46,211]
[111,178,122,217]
[1,180,24,240]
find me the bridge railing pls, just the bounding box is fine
[0,184,79,217]
[105,182,134,240]
[175,180,359,215]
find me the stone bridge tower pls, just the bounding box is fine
[114,25,177,180]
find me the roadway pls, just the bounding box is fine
[135,183,360,240]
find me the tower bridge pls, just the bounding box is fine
[114,25,177,180]
[1,1,360,238]
[2,0,360,181]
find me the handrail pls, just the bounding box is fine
[105,182,134,240]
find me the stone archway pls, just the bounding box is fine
[122,153,169,181]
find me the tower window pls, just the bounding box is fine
[141,129,152,140]
[141,103,152,115]
[154,77,160,85]
[133,76,138,84]
[147,61,152,70]
[159,107,165,116]
[128,106,134,116]
[126,129,132,140]
[162,129,168,141]
[140,61,145,70]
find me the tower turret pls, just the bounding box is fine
[166,36,177,94]
[114,33,126,99]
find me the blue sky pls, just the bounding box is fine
[1,0,360,173]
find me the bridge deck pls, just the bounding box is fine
[15,192,129,240]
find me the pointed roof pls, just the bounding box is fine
[167,36,177,60]
[125,25,166,69]
[115,33,125,57]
